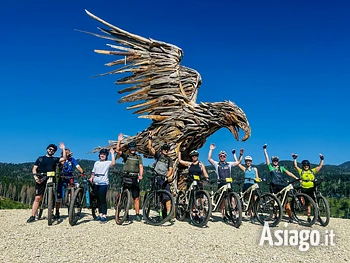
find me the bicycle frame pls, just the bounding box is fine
[239,183,260,212]
[182,176,202,211]
[210,178,233,211]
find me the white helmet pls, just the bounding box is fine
[245,156,253,162]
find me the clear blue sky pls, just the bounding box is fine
[1,0,349,165]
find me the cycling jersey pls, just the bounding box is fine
[298,168,317,189]
[188,161,203,179]
[267,163,288,185]
[244,167,256,184]
[61,157,79,176]
[211,161,236,180]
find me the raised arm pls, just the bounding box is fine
[110,148,116,167]
[292,153,299,171]
[178,150,190,167]
[59,142,66,162]
[237,163,246,171]
[263,144,270,165]
[207,143,216,165]
[232,148,244,164]
[116,133,123,155]
[315,154,324,173]
[148,131,156,156]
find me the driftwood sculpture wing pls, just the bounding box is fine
[83,10,201,121]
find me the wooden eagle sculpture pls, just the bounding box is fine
[82,10,251,191]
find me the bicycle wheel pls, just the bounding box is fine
[225,191,242,228]
[64,187,74,213]
[115,189,131,225]
[47,186,55,226]
[175,190,187,221]
[255,193,282,227]
[68,188,84,226]
[143,190,175,226]
[291,193,318,227]
[317,195,330,226]
[189,190,212,227]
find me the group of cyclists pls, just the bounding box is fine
[27,134,324,226]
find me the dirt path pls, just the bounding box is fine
[0,209,349,262]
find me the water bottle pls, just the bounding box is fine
[84,179,90,207]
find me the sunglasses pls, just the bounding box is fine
[48,148,56,151]
[219,155,226,158]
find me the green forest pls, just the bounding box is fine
[1,159,350,218]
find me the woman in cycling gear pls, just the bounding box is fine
[292,153,324,199]
[263,144,298,222]
[178,149,209,189]
[237,155,260,192]
[89,148,116,222]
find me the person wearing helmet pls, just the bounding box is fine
[54,148,85,220]
[89,147,116,222]
[27,142,67,223]
[178,148,209,189]
[207,143,243,223]
[178,148,209,222]
[237,154,260,223]
[116,133,144,222]
[263,144,298,222]
[292,153,324,223]
[148,131,173,218]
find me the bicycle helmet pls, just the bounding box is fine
[245,156,253,162]
[46,144,57,151]
[189,150,199,156]
[128,141,137,150]
[160,143,170,151]
[99,148,109,159]
[301,160,310,166]
[218,150,227,156]
[271,156,279,162]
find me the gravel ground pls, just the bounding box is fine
[0,209,349,263]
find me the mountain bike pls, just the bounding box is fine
[33,171,57,226]
[311,178,330,226]
[68,176,98,226]
[272,179,318,227]
[209,177,242,228]
[60,172,79,214]
[142,169,175,226]
[233,178,282,227]
[115,172,133,225]
[176,175,213,227]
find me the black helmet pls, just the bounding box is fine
[271,156,279,162]
[189,150,199,156]
[161,143,170,150]
[301,160,310,166]
[99,148,109,158]
[46,144,57,151]
[128,141,137,150]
